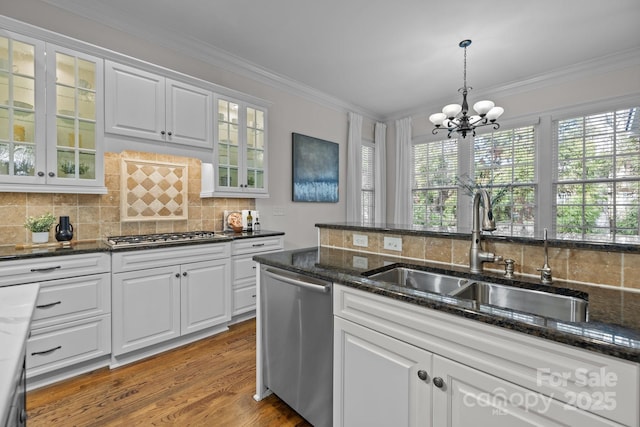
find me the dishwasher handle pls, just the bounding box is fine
[264,269,331,293]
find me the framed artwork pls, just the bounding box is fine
[292,133,339,202]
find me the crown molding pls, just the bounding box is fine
[37,0,383,122]
[390,47,640,122]
[19,2,640,124]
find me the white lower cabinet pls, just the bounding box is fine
[5,253,112,390]
[111,243,231,364]
[112,265,181,355]
[334,285,638,427]
[230,235,283,318]
[334,317,431,427]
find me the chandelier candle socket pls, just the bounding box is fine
[429,39,504,138]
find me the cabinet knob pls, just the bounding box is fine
[161,130,166,135]
[433,377,445,388]
[167,131,172,136]
[48,171,55,177]
[182,272,187,276]
[38,171,45,177]
[175,273,180,278]
[417,370,428,381]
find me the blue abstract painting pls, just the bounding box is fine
[292,133,339,202]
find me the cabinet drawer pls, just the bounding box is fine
[232,256,258,281]
[26,315,110,376]
[231,236,283,256]
[0,253,110,287]
[233,285,256,314]
[112,243,230,273]
[31,273,110,329]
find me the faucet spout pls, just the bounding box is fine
[469,189,500,274]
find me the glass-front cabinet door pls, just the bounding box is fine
[246,106,266,192]
[0,31,45,184]
[46,44,103,187]
[217,98,240,190]
[214,96,268,196]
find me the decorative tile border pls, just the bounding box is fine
[120,158,188,222]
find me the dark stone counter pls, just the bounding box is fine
[0,230,284,261]
[254,246,640,363]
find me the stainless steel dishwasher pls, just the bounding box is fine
[261,266,332,427]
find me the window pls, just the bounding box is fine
[473,126,536,237]
[555,107,640,241]
[361,140,375,224]
[412,138,458,230]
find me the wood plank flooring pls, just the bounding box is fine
[26,319,311,426]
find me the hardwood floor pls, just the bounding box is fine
[27,319,311,426]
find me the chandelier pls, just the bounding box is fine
[429,39,503,138]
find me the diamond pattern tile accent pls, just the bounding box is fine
[121,159,188,221]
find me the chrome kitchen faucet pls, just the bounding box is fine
[469,189,503,273]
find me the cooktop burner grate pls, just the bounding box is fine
[106,231,226,248]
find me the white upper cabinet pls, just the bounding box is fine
[46,44,104,189]
[104,60,212,149]
[0,29,105,193]
[202,95,268,197]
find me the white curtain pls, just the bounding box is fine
[394,117,412,225]
[374,121,387,224]
[346,112,363,222]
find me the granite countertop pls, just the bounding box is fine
[254,246,640,363]
[0,230,284,261]
[0,282,39,426]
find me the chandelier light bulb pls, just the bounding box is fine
[442,103,462,119]
[429,113,447,126]
[469,115,481,124]
[473,100,495,116]
[486,106,504,121]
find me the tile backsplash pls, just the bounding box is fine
[319,228,640,291]
[0,150,255,246]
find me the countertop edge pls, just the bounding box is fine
[253,249,640,363]
[0,282,39,426]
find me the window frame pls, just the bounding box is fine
[361,138,375,225]
[408,94,640,242]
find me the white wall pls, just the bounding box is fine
[0,0,379,249]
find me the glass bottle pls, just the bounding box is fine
[246,210,253,232]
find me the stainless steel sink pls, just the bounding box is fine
[451,281,588,322]
[365,267,588,323]
[367,267,469,295]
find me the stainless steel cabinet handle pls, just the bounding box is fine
[433,377,445,388]
[31,346,61,356]
[30,266,62,273]
[252,243,265,247]
[417,370,428,381]
[264,269,331,293]
[36,301,62,309]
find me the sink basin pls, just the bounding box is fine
[451,281,588,322]
[366,267,469,295]
[365,266,589,323]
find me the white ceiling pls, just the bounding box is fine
[42,0,640,119]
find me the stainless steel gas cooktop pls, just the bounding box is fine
[105,231,227,249]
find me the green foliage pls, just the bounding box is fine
[24,212,56,232]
